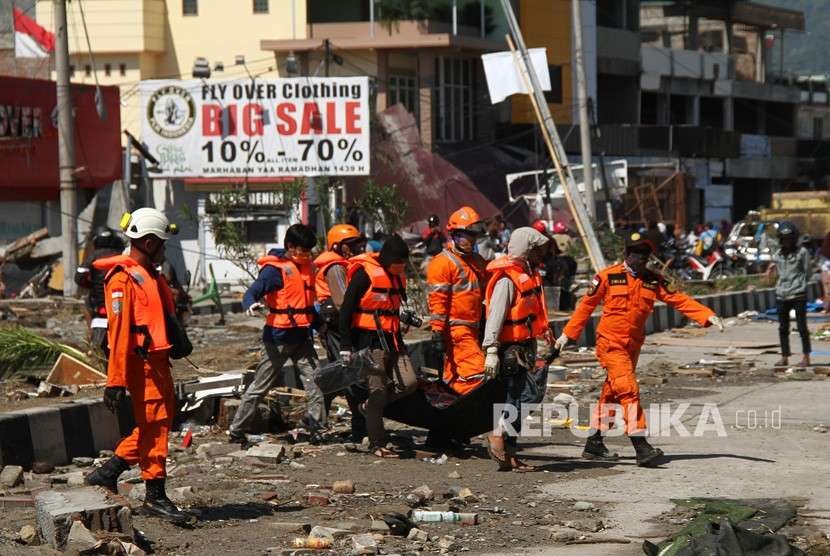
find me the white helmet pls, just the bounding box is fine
[120,208,177,240]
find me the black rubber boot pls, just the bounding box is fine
[582,431,619,461]
[630,436,666,467]
[84,455,130,493]
[143,479,194,525]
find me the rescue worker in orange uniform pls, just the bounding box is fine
[338,234,418,458]
[85,208,190,524]
[557,232,724,467]
[426,206,488,395]
[482,227,554,471]
[229,224,325,445]
[314,224,368,441]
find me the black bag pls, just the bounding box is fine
[164,312,193,359]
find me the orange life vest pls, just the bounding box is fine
[426,248,487,329]
[98,255,175,357]
[485,257,549,343]
[347,253,406,333]
[313,250,348,303]
[258,255,315,329]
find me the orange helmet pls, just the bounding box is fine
[446,206,484,234]
[326,224,361,250]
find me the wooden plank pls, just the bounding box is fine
[649,337,778,349]
[44,353,106,386]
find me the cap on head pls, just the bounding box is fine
[777,221,798,238]
[327,224,362,250]
[120,208,177,241]
[624,232,656,254]
[447,206,484,235]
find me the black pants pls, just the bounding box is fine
[777,297,811,357]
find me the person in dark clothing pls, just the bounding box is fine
[338,234,418,457]
[766,221,812,368]
[422,214,447,257]
[74,227,126,354]
[645,221,665,256]
[229,224,325,446]
[160,260,192,325]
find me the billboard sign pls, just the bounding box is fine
[140,77,370,177]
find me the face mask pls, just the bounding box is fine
[625,251,649,275]
[388,263,406,276]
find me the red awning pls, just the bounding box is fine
[0,76,122,201]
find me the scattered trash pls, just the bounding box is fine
[814,425,828,434]
[331,480,355,494]
[411,510,479,525]
[291,537,331,549]
[18,524,37,544]
[422,453,448,465]
[573,501,595,511]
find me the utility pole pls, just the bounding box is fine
[499,0,606,271]
[589,98,615,232]
[572,0,595,219]
[55,0,78,296]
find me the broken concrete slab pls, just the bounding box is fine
[195,442,240,459]
[35,487,132,550]
[18,524,37,544]
[351,532,378,554]
[65,520,98,553]
[0,465,24,487]
[239,443,286,465]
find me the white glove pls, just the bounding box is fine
[246,302,264,317]
[483,346,500,381]
[554,333,570,352]
[708,315,725,332]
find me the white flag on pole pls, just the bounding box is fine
[481,48,551,104]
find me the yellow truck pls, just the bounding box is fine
[761,191,830,238]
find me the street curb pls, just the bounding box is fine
[0,399,133,470]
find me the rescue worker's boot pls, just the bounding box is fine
[84,455,130,493]
[143,479,192,525]
[630,436,666,467]
[582,431,619,461]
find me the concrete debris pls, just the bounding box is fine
[438,535,459,551]
[306,491,330,506]
[18,524,37,544]
[564,518,604,532]
[331,480,354,494]
[65,520,98,553]
[351,532,378,554]
[573,501,596,511]
[0,465,24,487]
[72,456,95,467]
[544,525,581,542]
[447,470,461,479]
[268,521,311,533]
[406,484,435,507]
[36,380,76,397]
[242,443,286,465]
[127,483,146,501]
[813,425,828,433]
[289,461,306,470]
[170,486,199,505]
[309,525,351,540]
[35,487,132,549]
[44,352,107,387]
[407,527,429,542]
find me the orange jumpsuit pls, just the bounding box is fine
[100,256,176,480]
[563,263,714,435]
[427,248,488,395]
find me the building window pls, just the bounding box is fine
[104,63,111,76]
[84,64,91,77]
[183,0,197,16]
[388,74,418,118]
[544,65,563,104]
[434,56,475,143]
[69,65,75,77]
[253,0,268,13]
[119,63,127,76]
[814,117,824,140]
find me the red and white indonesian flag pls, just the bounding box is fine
[14,7,55,58]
